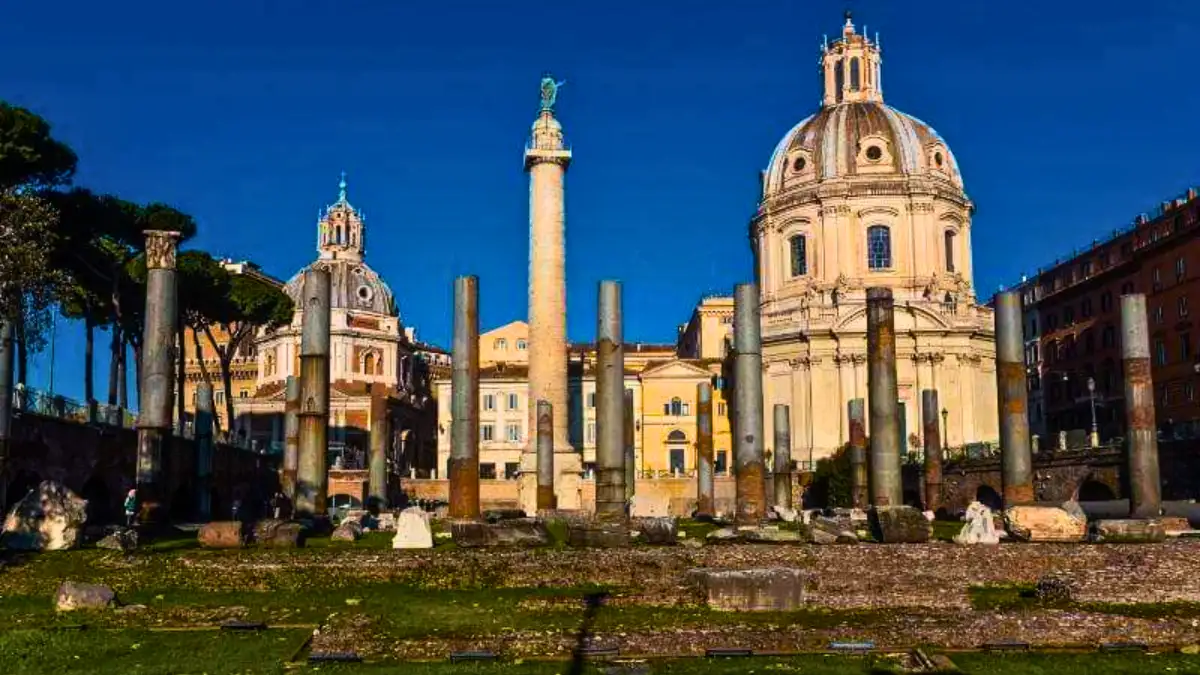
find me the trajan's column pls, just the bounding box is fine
[521,75,581,512]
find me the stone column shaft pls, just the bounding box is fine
[921,388,942,513]
[623,389,636,503]
[195,381,214,521]
[994,291,1034,506]
[136,230,181,525]
[282,375,300,499]
[1121,294,1162,518]
[296,268,331,519]
[368,392,389,509]
[848,398,868,509]
[595,280,626,517]
[449,275,480,519]
[536,400,556,510]
[733,283,766,524]
[696,382,715,518]
[0,316,13,511]
[772,404,792,509]
[866,287,902,507]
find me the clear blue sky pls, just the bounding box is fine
[2,0,1196,403]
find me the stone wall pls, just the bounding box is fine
[3,412,277,523]
[401,475,748,516]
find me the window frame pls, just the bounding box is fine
[866,225,892,271]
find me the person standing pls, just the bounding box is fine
[123,489,137,527]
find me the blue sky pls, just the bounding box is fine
[2,0,1196,402]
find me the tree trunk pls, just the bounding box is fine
[117,336,128,410]
[107,324,120,406]
[84,312,95,404]
[176,318,185,435]
[220,353,236,445]
[15,311,27,386]
[191,327,221,435]
[132,343,142,411]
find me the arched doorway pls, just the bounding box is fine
[975,484,1003,511]
[1076,478,1117,502]
[666,430,688,476]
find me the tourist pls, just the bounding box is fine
[123,489,137,527]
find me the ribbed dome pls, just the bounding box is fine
[762,101,963,197]
[283,260,397,318]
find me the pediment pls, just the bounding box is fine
[832,303,951,333]
[639,359,715,380]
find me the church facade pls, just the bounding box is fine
[749,15,998,465]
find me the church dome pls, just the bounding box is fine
[283,260,397,317]
[762,101,963,196]
[281,174,399,318]
[759,13,964,200]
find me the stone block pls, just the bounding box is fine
[706,527,741,543]
[452,519,551,548]
[1090,519,1167,544]
[375,512,397,532]
[1004,506,1086,543]
[741,526,803,543]
[332,521,363,542]
[483,508,527,523]
[96,527,138,552]
[1061,500,1087,523]
[566,520,630,548]
[198,521,246,549]
[393,508,434,549]
[1158,516,1191,534]
[869,505,932,543]
[953,501,1000,545]
[632,517,677,545]
[252,519,305,548]
[770,505,798,523]
[54,581,116,612]
[1,481,88,551]
[810,516,857,544]
[686,568,806,611]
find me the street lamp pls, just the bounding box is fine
[1087,376,1098,447]
[940,407,949,451]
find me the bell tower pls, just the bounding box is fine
[317,172,365,262]
[821,11,883,107]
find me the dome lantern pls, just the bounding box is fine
[821,10,883,107]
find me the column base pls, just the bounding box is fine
[136,427,168,527]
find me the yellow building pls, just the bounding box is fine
[434,321,734,479]
[746,14,998,462]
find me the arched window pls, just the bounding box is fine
[867,225,892,270]
[849,57,861,91]
[789,235,807,277]
[265,350,276,377]
[943,292,957,315]
[833,59,844,102]
[670,397,683,416]
[944,230,957,273]
[363,352,376,376]
[666,430,687,443]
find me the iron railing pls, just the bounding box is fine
[12,386,136,428]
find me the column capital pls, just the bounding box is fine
[143,230,182,270]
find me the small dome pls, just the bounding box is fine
[762,101,963,198]
[283,260,398,318]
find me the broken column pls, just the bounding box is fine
[295,267,331,519]
[772,404,792,510]
[449,275,480,520]
[848,398,868,509]
[1121,293,1162,519]
[595,280,626,518]
[282,375,300,500]
[536,400,556,510]
[623,389,636,503]
[866,287,901,507]
[195,381,214,521]
[733,283,766,524]
[368,391,389,509]
[922,389,942,513]
[994,291,1034,506]
[696,382,715,518]
[0,316,13,510]
[136,230,181,526]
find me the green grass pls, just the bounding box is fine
[932,520,962,542]
[5,629,1200,675]
[968,584,1200,619]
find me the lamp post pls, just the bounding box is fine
[940,407,948,451]
[1087,376,1099,447]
